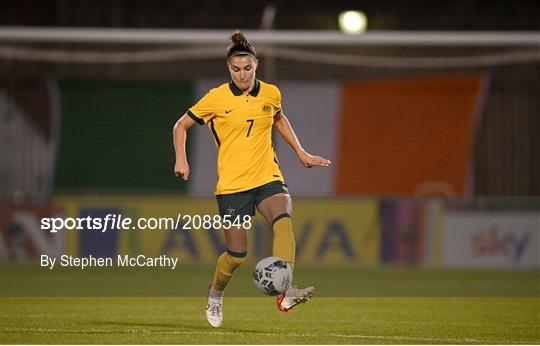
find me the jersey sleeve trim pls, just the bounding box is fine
[187,109,205,126]
[210,119,221,147]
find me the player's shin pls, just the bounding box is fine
[271,213,295,270]
[211,249,246,295]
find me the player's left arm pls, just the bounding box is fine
[273,111,331,168]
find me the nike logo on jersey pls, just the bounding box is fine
[225,109,234,114]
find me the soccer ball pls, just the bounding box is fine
[253,256,292,296]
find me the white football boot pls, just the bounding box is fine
[276,285,315,312]
[205,298,223,328]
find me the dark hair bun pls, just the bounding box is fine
[227,30,257,59]
[231,31,248,45]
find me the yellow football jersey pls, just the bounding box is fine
[188,79,285,195]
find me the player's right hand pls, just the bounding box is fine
[175,161,190,181]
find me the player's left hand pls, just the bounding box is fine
[298,150,331,168]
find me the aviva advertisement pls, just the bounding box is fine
[52,196,380,266]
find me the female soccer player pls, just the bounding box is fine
[173,31,331,328]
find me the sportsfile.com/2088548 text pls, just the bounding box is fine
[40,214,252,233]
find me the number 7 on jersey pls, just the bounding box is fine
[246,119,254,137]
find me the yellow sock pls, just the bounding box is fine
[272,214,295,270]
[211,250,246,293]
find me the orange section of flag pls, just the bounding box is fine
[336,74,484,196]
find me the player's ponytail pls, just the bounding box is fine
[227,30,257,60]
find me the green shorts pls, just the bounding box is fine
[216,180,290,217]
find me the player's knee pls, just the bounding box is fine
[225,249,247,268]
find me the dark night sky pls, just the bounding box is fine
[1,0,539,30]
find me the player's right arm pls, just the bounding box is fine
[174,88,216,181]
[173,113,197,181]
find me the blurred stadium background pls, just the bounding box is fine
[1,0,539,289]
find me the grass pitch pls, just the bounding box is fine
[1,297,538,344]
[1,263,539,344]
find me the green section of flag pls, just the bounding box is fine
[55,80,193,192]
